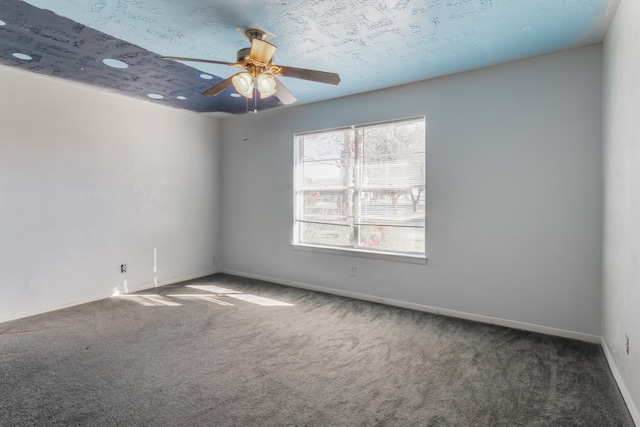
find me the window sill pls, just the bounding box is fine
[292,243,427,264]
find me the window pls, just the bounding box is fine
[293,117,425,260]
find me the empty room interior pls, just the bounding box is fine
[1,0,639,425]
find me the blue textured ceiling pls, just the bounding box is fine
[0,0,617,114]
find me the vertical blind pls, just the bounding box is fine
[294,117,425,256]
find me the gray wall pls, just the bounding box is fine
[603,0,640,422]
[221,45,603,340]
[0,65,222,321]
[1,36,633,419]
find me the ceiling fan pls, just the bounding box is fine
[163,26,341,106]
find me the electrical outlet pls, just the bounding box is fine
[626,334,630,355]
[120,264,127,273]
[350,265,357,276]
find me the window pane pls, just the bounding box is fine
[361,118,425,158]
[298,222,353,247]
[355,186,425,227]
[294,116,426,258]
[358,225,425,254]
[301,129,352,161]
[302,159,353,189]
[298,189,351,225]
[360,154,424,189]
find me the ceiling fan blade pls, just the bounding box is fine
[274,77,297,105]
[275,65,340,85]
[202,75,235,96]
[249,38,277,64]
[163,56,237,67]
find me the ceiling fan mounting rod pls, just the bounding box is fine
[245,28,267,41]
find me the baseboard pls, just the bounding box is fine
[220,268,601,344]
[0,269,219,325]
[601,338,640,426]
[119,269,220,294]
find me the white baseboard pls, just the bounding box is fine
[121,269,220,294]
[601,338,640,426]
[0,269,219,325]
[220,268,601,344]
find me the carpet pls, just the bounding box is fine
[0,273,634,426]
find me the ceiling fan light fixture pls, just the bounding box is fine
[256,73,277,98]
[164,25,340,109]
[232,72,254,98]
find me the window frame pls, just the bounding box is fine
[292,116,427,264]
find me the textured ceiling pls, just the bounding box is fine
[0,0,618,115]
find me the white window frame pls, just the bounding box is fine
[292,116,426,264]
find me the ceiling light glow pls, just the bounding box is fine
[200,74,213,80]
[147,93,164,99]
[230,72,278,100]
[177,96,186,100]
[0,20,6,26]
[232,72,254,98]
[256,73,277,98]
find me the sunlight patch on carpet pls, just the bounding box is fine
[115,295,182,307]
[188,284,295,306]
[168,294,234,306]
[187,285,242,294]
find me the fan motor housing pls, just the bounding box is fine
[237,47,251,63]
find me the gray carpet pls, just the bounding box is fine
[0,273,634,426]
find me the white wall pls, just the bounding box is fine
[220,45,603,340]
[602,0,640,422]
[0,65,222,321]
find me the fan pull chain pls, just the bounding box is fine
[243,96,249,142]
[254,88,258,114]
